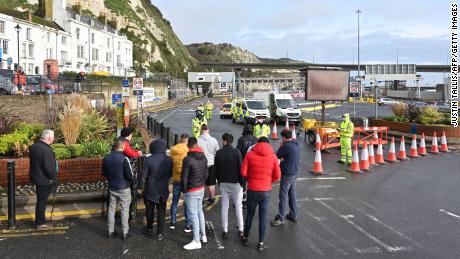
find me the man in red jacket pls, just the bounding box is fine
[119,128,142,158]
[240,137,281,252]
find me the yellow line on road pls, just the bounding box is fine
[0,230,66,238]
[301,104,339,112]
[0,226,69,234]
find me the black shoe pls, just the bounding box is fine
[271,215,285,226]
[337,160,345,164]
[169,222,176,230]
[286,214,298,222]
[107,232,114,238]
[144,227,154,236]
[241,236,249,246]
[257,242,268,251]
[222,231,229,240]
[122,233,129,240]
[184,226,192,233]
[157,234,165,241]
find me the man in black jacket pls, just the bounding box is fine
[215,133,244,239]
[102,139,133,240]
[138,139,172,241]
[29,130,57,229]
[181,137,208,250]
[236,124,257,209]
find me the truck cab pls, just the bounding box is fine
[232,98,269,125]
[269,93,302,123]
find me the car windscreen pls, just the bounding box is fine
[276,99,295,108]
[223,104,231,108]
[246,101,266,109]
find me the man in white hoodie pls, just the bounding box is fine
[198,124,220,205]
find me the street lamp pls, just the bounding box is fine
[356,9,362,99]
[14,24,21,70]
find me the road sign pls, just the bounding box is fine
[349,82,359,97]
[122,79,129,87]
[112,93,122,104]
[7,57,12,65]
[133,78,143,95]
[122,87,130,97]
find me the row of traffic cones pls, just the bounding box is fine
[310,131,450,175]
[271,119,297,140]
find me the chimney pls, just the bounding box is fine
[27,11,33,22]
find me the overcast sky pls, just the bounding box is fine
[152,0,451,83]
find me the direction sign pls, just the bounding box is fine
[133,78,143,95]
[122,79,129,87]
[7,57,12,65]
[122,87,130,97]
[349,82,359,98]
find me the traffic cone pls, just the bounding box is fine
[408,134,419,158]
[368,142,376,167]
[375,138,385,164]
[386,137,398,163]
[440,131,449,152]
[359,141,372,172]
[271,121,278,140]
[285,118,289,130]
[314,131,321,151]
[291,125,297,140]
[373,131,379,145]
[418,133,427,156]
[430,132,439,154]
[347,143,362,174]
[397,136,409,161]
[310,145,325,175]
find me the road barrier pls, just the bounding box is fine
[146,115,180,148]
[7,161,16,229]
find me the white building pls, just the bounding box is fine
[0,0,133,77]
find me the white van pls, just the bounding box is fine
[253,92,302,123]
[232,98,270,124]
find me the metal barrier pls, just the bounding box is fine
[147,115,180,148]
[7,160,16,229]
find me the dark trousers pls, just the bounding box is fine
[144,197,166,235]
[35,185,52,225]
[244,190,271,242]
[278,176,297,220]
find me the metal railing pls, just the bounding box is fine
[147,115,179,148]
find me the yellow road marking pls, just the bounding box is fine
[0,226,69,234]
[301,104,339,112]
[0,230,66,238]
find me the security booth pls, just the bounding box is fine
[187,72,235,96]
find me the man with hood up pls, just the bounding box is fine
[138,139,172,241]
[337,113,354,165]
[197,124,219,205]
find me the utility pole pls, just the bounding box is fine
[357,9,362,99]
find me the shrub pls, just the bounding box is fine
[15,123,44,140]
[69,144,84,157]
[438,112,451,125]
[0,103,21,135]
[59,104,83,145]
[41,99,65,131]
[53,147,72,160]
[390,102,407,117]
[51,143,67,149]
[406,104,420,122]
[82,140,111,158]
[418,106,442,125]
[66,93,92,113]
[0,132,29,155]
[96,105,118,133]
[78,110,110,143]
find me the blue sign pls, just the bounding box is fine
[122,79,129,87]
[47,89,56,95]
[7,57,13,65]
[112,93,122,104]
[0,48,2,62]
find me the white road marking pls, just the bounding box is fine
[306,229,349,255]
[316,199,413,253]
[314,197,335,201]
[160,107,182,123]
[340,198,421,247]
[123,250,129,255]
[0,238,5,241]
[439,209,460,219]
[355,247,382,254]
[297,177,347,181]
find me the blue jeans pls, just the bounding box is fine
[170,183,192,227]
[244,190,271,242]
[185,188,206,241]
[278,176,297,220]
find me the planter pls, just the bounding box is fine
[0,157,104,187]
[369,118,460,138]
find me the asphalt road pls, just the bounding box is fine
[1,97,459,259]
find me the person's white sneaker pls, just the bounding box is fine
[201,235,207,244]
[184,240,202,250]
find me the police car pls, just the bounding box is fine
[219,103,232,119]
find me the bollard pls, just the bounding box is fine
[160,122,165,139]
[174,133,179,146]
[7,160,17,229]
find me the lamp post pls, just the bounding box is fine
[14,24,21,70]
[356,9,362,99]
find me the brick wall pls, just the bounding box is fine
[0,158,104,187]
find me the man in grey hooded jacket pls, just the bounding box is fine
[197,124,219,205]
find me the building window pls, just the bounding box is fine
[117,41,120,51]
[62,36,67,45]
[21,43,26,58]
[107,66,111,73]
[76,28,80,40]
[28,43,34,58]
[76,63,81,69]
[28,63,34,74]
[2,40,8,54]
[47,32,51,42]
[77,45,85,59]
[46,48,53,59]
[26,28,31,40]
[91,33,95,44]
[105,52,112,62]
[92,48,99,61]
[0,20,4,34]
[107,38,110,48]
[116,55,121,67]
[60,51,68,65]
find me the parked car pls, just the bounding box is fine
[432,102,450,113]
[25,75,59,94]
[378,98,398,106]
[409,101,428,108]
[219,103,232,119]
[0,75,14,95]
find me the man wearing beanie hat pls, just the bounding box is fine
[119,128,142,158]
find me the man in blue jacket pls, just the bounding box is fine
[102,139,133,240]
[271,129,300,226]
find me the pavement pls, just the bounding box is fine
[1,97,459,258]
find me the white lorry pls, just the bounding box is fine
[253,92,302,124]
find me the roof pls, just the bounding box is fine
[0,6,64,31]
